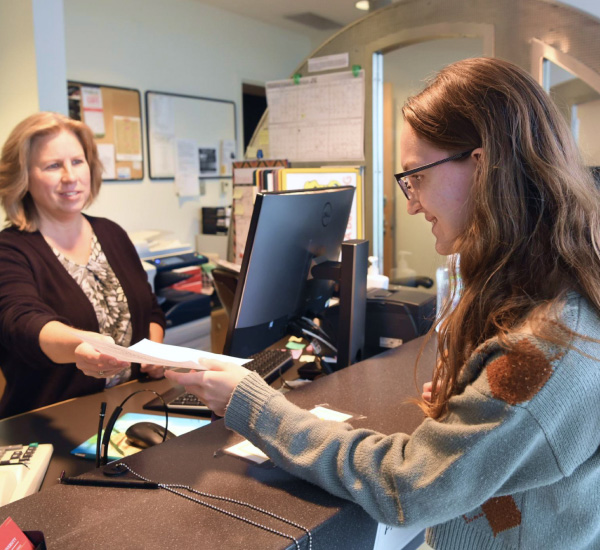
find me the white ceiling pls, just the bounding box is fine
[193,0,600,45]
[194,0,373,42]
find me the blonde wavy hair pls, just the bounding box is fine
[403,57,600,419]
[0,112,102,232]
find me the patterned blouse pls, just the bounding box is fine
[52,233,132,387]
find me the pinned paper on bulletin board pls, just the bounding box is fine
[280,167,363,240]
[80,86,105,137]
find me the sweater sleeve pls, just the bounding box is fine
[0,237,68,365]
[225,363,564,529]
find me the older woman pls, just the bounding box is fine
[0,112,166,418]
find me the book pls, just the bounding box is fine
[71,412,209,461]
[0,517,35,550]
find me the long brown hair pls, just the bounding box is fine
[403,57,600,419]
[0,112,103,232]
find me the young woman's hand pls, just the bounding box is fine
[422,381,433,403]
[140,363,166,379]
[165,359,251,417]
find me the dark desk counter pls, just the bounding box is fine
[0,377,178,488]
[0,337,436,549]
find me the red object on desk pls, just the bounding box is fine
[0,517,35,550]
[172,274,203,293]
[171,267,204,294]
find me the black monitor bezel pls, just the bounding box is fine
[223,186,355,359]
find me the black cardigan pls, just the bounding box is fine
[0,215,165,418]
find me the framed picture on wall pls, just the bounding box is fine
[198,145,219,177]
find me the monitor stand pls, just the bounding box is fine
[311,239,369,369]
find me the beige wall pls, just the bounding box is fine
[64,0,311,247]
[0,1,39,150]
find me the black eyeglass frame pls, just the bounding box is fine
[394,148,476,199]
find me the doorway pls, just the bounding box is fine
[381,37,484,284]
[242,83,267,154]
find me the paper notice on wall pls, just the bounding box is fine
[81,86,105,137]
[150,134,176,177]
[81,85,103,110]
[97,143,116,180]
[148,94,176,177]
[149,93,175,135]
[117,166,131,180]
[266,70,365,162]
[175,138,199,197]
[220,139,236,176]
[114,116,142,161]
[308,52,349,72]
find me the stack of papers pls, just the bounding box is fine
[77,335,249,370]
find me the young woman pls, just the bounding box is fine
[0,113,166,418]
[166,58,600,549]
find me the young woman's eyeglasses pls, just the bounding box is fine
[394,149,476,199]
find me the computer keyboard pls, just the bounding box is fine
[168,392,209,411]
[244,348,294,380]
[145,349,294,414]
[0,443,53,507]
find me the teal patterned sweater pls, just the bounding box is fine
[225,293,600,549]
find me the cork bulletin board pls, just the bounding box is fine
[67,81,144,181]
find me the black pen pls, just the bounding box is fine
[59,471,159,489]
[96,402,106,468]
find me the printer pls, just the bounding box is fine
[129,230,193,291]
[362,286,436,358]
[320,285,436,362]
[129,230,211,328]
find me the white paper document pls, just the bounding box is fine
[309,406,352,422]
[76,334,248,370]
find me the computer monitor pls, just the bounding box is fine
[224,186,366,367]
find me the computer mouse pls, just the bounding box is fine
[125,422,175,449]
